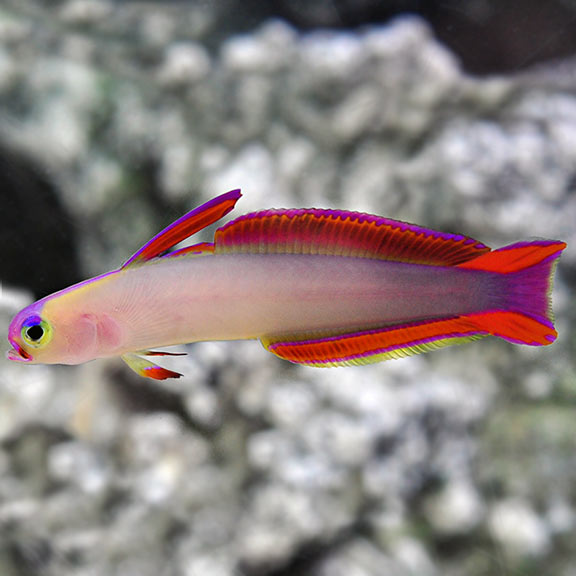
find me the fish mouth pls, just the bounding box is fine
[6,342,32,363]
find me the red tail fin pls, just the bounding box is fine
[457,241,566,346]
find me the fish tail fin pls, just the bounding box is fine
[457,240,566,346]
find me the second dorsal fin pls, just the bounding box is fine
[215,208,490,266]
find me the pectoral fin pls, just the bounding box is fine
[122,353,183,380]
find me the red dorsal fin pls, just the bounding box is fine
[122,190,241,269]
[215,208,490,266]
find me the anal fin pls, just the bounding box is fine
[261,317,487,367]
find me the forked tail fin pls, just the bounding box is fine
[457,240,567,345]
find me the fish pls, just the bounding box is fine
[6,189,566,380]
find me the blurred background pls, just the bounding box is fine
[0,1,575,575]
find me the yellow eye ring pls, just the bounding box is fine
[21,317,53,348]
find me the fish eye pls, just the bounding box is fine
[21,316,53,348]
[26,324,44,342]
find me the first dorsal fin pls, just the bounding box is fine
[122,189,241,269]
[215,208,490,266]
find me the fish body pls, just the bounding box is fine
[7,190,566,379]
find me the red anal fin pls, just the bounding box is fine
[122,190,241,268]
[216,208,490,266]
[263,307,558,368]
[261,316,487,367]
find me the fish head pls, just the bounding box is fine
[7,299,101,365]
[7,300,51,364]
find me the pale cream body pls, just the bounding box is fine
[41,253,496,363]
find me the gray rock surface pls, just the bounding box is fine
[0,2,575,576]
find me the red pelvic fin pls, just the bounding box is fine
[121,353,183,380]
[141,366,183,380]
